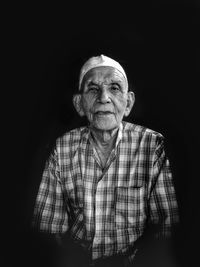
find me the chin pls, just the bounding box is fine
[93,122,119,131]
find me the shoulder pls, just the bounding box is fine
[55,126,89,154]
[123,121,163,137]
[122,121,164,145]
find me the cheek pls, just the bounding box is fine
[114,98,127,115]
[82,95,95,113]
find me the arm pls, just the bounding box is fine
[32,146,69,234]
[148,136,179,237]
[133,136,179,266]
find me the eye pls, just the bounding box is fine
[87,86,99,92]
[110,84,120,91]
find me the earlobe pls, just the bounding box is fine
[73,94,85,117]
[124,91,135,117]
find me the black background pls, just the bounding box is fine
[3,1,200,266]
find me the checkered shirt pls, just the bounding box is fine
[32,121,179,261]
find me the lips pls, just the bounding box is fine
[95,111,114,115]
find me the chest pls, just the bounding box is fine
[60,141,154,208]
[61,146,150,230]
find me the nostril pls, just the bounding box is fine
[98,98,110,104]
[98,91,110,103]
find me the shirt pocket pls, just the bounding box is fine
[115,184,146,229]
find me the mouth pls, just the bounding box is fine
[94,111,114,115]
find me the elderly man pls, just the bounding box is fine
[32,55,179,267]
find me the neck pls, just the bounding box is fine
[90,127,119,147]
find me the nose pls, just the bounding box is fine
[98,88,111,103]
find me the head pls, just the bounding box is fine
[73,55,135,131]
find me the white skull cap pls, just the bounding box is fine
[79,54,128,90]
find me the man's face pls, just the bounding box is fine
[80,66,133,131]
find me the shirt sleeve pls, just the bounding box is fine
[148,136,179,238]
[32,147,69,234]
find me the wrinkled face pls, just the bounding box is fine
[79,66,133,131]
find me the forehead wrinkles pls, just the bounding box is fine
[83,67,126,87]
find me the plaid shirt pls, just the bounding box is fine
[32,121,179,262]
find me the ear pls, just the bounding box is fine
[73,94,85,117]
[124,91,135,117]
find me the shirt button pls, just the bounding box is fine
[96,208,102,215]
[93,237,101,244]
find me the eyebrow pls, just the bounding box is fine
[87,81,99,86]
[110,82,121,87]
[87,81,121,86]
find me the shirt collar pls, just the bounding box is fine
[115,122,123,148]
[87,122,123,149]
